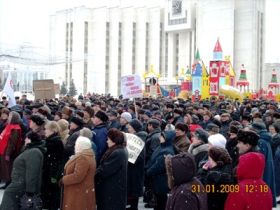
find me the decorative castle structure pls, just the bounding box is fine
[236,64,250,93]
[192,50,203,100]
[267,69,280,95]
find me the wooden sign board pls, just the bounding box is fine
[54,83,60,95]
[33,80,55,100]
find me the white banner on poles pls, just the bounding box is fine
[125,133,145,164]
[121,75,143,99]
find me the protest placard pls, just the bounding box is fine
[125,133,145,164]
[121,75,143,99]
[33,80,55,100]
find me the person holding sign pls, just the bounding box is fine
[126,119,147,210]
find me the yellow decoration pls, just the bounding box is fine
[225,56,236,86]
[275,94,280,102]
[201,61,210,99]
[220,85,244,101]
[178,90,190,100]
[143,65,161,79]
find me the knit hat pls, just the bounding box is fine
[70,116,84,127]
[237,130,259,146]
[95,110,109,122]
[129,119,143,133]
[30,114,45,126]
[75,136,92,154]
[175,123,189,133]
[57,119,69,132]
[195,128,209,143]
[208,134,227,148]
[121,112,132,123]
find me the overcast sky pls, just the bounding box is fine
[0,0,279,62]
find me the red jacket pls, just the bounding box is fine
[224,152,272,210]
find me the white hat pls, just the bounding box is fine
[85,101,91,107]
[208,133,227,148]
[121,112,132,123]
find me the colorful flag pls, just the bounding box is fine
[2,73,16,108]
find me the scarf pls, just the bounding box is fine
[0,124,22,155]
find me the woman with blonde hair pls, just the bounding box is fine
[61,136,96,210]
[57,119,70,145]
[41,121,64,210]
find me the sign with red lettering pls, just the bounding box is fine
[121,75,143,99]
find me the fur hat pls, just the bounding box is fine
[148,119,161,128]
[95,110,109,122]
[129,119,143,133]
[120,112,132,123]
[30,114,45,126]
[175,122,189,133]
[208,134,227,148]
[208,146,232,167]
[27,131,42,143]
[206,123,220,133]
[237,130,259,146]
[70,116,84,127]
[251,122,266,133]
[62,106,73,117]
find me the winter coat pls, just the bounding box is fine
[198,163,234,210]
[225,152,273,210]
[145,128,161,163]
[64,127,82,163]
[173,135,190,154]
[92,123,108,165]
[200,120,212,130]
[271,133,280,157]
[41,133,65,209]
[146,131,175,194]
[0,141,46,210]
[127,131,147,197]
[220,119,231,139]
[188,143,208,170]
[258,131,276,206]
[0,128,22,182]
[95,146,128,210]
[62,149,96,210]
[274,147,280,196]
[165,153,208,210]
[226,137,239,168]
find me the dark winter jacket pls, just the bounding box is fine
[92,123,108,165]
[172,116,184,125]
[145,128,161,163]
[173,134,190,154]
[220,119,232,139]
[271,133,280,157]
[258,131,277,206]
[165,153,208,210]
[146,131,175,194]
[41,133,64,209]
[127,131,147,197]
[225,152,273,210]
[64,127,82,162]
[0,141,46,210]
[200,120,212,130]
[95,146,128,210]
[188,143,208,170]
[199,164,234,210]
[226,137,239,168]
[274,147,280,196]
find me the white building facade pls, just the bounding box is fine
[49,0,266,96]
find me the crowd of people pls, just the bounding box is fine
[0,93,279,210]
